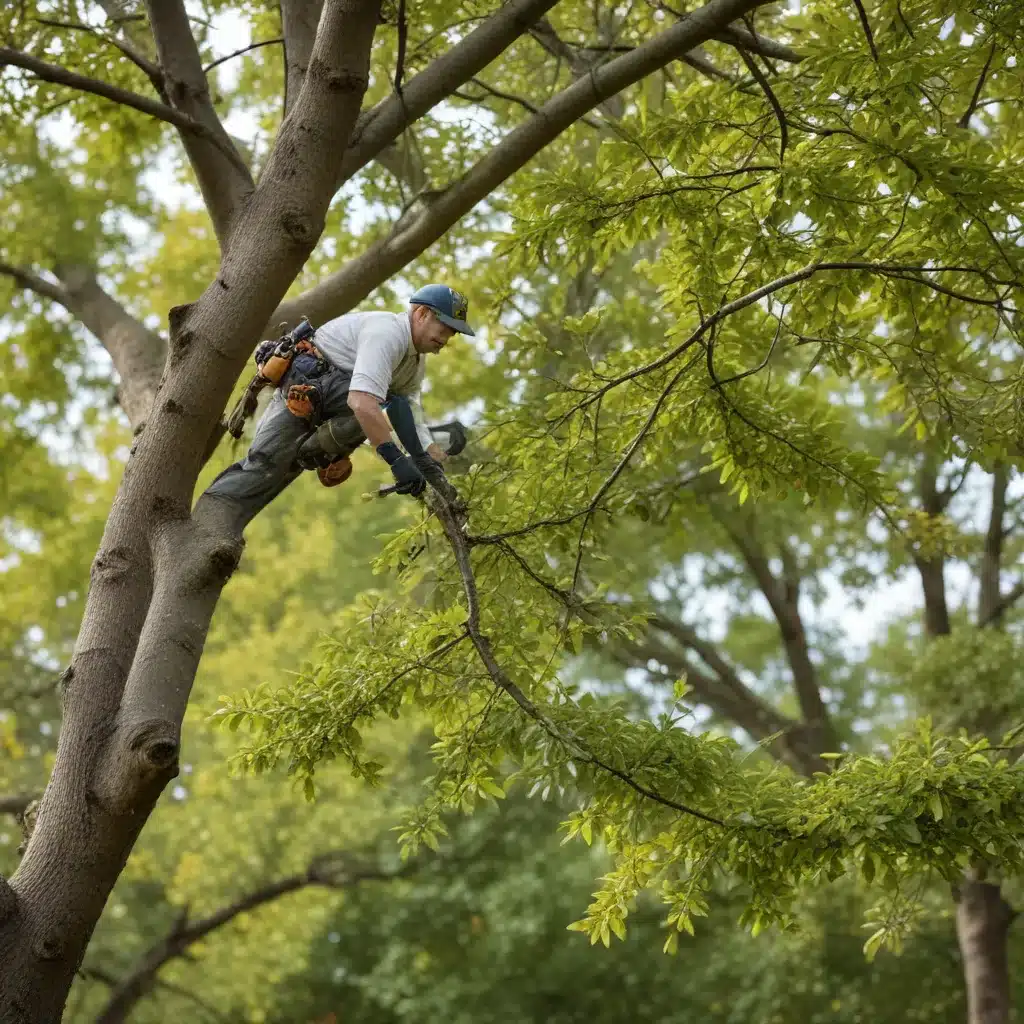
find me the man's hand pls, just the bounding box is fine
[412,452,461,505]
[377,441,426,497]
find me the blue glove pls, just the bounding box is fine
[376,441,425,496]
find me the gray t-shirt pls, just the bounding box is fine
[314,310,433,450]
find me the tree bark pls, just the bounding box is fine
[0,3,381,1020]
[956,877,1015,1024]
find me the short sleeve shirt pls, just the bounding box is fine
[313,311,423,401]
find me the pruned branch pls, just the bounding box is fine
[276,0,773,329]
[93,854,410,1024]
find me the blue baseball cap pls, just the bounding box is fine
[409,284,475,336]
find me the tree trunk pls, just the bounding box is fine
[0,2,382,1019]
[956,876,1016,1024]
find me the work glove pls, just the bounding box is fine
[376,441,426,497]
[411,452,461,505]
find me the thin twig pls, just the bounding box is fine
[958,39,997,129]
[203,38,283,74]
[737,47,788,164]
[395,0,408,94]
[850,0,879,62]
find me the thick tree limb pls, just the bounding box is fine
[0,261,165,430]
[53,265,167,431]
[4,3,383,1014]
[93,855,409,1024]
[334,0,563,187]
[280,0,326,116]
[0,46,202,135]
[277,0,772,329]
[143,0,255,245]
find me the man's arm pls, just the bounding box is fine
[405,391,447,462]
[347,390,399,447]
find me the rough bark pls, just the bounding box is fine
[280,0,327,116]
[956,876,1016,1024]
[0,3,381,1020]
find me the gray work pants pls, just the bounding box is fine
[198,360,365,532]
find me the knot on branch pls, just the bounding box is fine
[279,209,324,249]
[90,546,133,586]
[31,932,65,962]
[127,719,180,775]
[307,59,368,95]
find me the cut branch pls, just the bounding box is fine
[277,0,773,329]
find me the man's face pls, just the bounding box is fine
[411,306,456,354]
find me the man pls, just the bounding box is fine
[197,283,473,534]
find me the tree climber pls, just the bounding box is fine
[196,284,473,534]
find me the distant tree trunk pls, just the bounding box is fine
[956,876,1015,1024]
